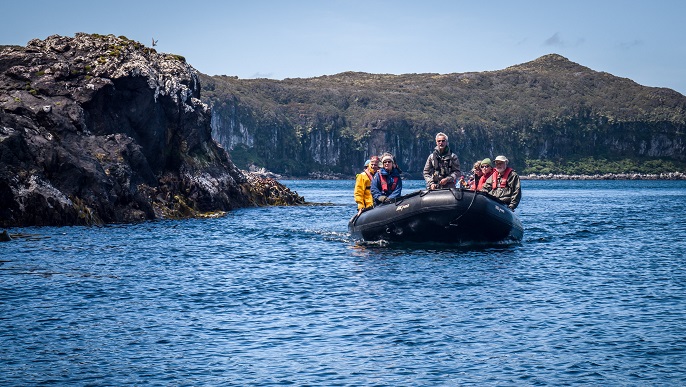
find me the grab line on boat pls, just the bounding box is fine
[448,189,477,227]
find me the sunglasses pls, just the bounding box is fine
[480,165,491,169]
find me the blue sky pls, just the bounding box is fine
[2,0,685,94]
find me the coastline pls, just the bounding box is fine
[520,172,686,180]
[275,172,686,181]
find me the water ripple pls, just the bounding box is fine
[1,180,686,385]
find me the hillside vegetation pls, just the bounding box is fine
[200,54,686,177]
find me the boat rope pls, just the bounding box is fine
[448,188,477,227]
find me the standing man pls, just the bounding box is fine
[354,156,380,215]
[480,155,521,211]
[423,132,461,190]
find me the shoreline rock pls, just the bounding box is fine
[246,165,282,180]
[243,173,305,206]
[0,34,301,227]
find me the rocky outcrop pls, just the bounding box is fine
[0,34,302,227]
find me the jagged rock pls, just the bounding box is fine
[246,164,282,179]
[242,172,305,206]
[0,34,300,227]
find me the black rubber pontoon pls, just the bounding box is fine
[348,188,523,244]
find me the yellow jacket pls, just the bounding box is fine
[354,169,375,210]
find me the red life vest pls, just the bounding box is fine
[477,170,494,191]
[379,174,398,194]
[364,170,373,183]
[491,167,512,189]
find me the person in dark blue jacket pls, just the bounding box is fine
[371,153,403,204]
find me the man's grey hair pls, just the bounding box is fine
[435,132,448,141]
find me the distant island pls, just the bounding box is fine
[200,54,686,178]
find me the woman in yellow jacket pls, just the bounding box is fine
[354,156,379,215]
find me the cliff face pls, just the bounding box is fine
[206,92,358,176]
[0,34,301,227]
[201,55,686,177]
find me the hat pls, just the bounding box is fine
[381,155,394,163]
[495,155,508,163]
[364,160,371,166]
[481,158,492,167]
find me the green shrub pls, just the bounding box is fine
[523,157,686,175]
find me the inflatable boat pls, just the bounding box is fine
[348,188,523,244]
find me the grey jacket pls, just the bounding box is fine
[480,168,522,210]
[423,147,461,189]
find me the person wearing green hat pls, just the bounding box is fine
[476,158,495,191]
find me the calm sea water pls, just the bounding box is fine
[2,180,685,385]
